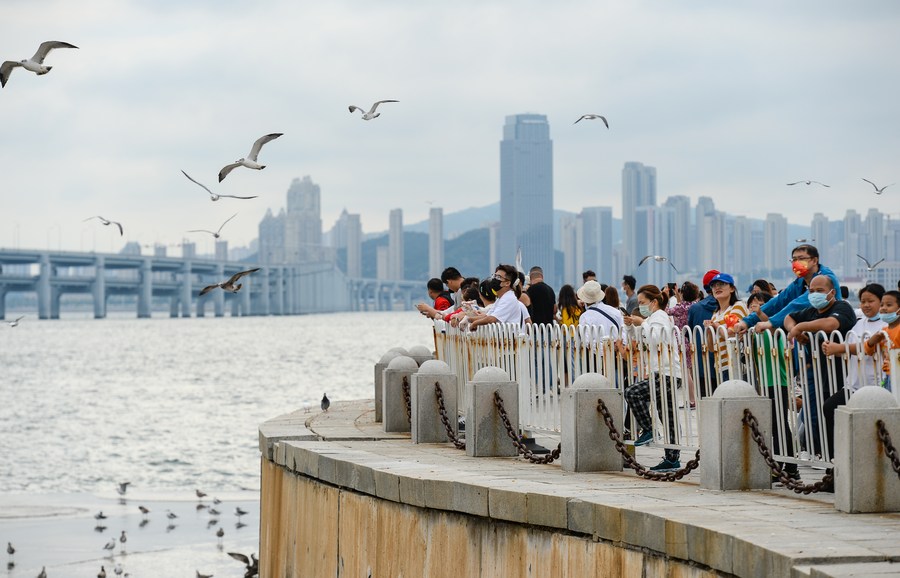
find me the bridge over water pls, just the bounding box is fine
[0,249,427,319]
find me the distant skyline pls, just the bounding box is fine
[2,1,899,253]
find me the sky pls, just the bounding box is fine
[2,0,899,254]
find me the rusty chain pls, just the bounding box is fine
[876,420,900,478]
[596,398,700,481]
[401,376,412,423]
[493,391,561,464]
[742,409,834,494]
[434,381,466,450]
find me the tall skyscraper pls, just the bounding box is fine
[662,196,691,274]
[429,207,444,279]
[559,214,579,285]
[843,209,862,277]
[621,161,657,267]
[345,213,362,278]
[500,114,554,281]
[580,206,614,284]
[732,216,753,280]
[764,213,788,274]
[864,208,885,262]
[258,176,325,264]
[388,208,404,280]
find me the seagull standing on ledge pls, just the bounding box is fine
[573,114,609,128]
[218,133,283,182]
[638,255,678,273]
[6,542,13,563]
[348,100,398,120]
[181,170,258,201]
[85,216,124,236]
[1,41,78,88]
[321,393,330,412]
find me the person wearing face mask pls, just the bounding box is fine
[623,285,683,472]
[821,284,887,390]
[783,275,857,460]
[863,289,900,392]
[733,244,842,335]
[468,264,524,330]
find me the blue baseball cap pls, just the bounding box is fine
[709,272,735,286]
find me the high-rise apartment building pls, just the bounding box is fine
[662,196,691,274]
[388,208,404,280]
[732,216,753,279]
[843,209,862,277]
[259,176,324,264]
[621,161,657,267]
[345,213,362,278]
[764,213,788,274]
[500,114,554,281]
[429,207,444,279]
[580,206,613,284]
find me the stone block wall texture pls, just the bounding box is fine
[259,459,719,578]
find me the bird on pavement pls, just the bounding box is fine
[235,507,248,517]
[84,216,123,236]
[6,542,13,562]
[119,531,127,552]
[321,393,330,412]
[181,170,258,201]
[1,41,78,88]
[115,481,130,496]
[166,510,178,520]
[196,489,207,500]
[348,100,398,120]
[138,505,149,519]
[227,552,259,578]
[38,567,47,578]
[573,114,609,128]
[94,511,107,520]
[218,133,283,182]
[102,539,116,553]
[199,268,261,296]
[98,565,106,578]
[637,255,678,273]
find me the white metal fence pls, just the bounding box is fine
[433,320,898,469]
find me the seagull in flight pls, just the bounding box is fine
[787,180,830,187]
[573,114,609,128]
[187,213,237,239]
[199,268,261,296]
[227,552,259,577]
[1,41,78,88]
[348,99,399,120]
[85,216,123,236]
[638,255,678,273]
[181,170,258,201]
[116,481,130,496]
[857,254,885,272]
[862,178,893,194]
[218,133,283,182]
[7,315,24,327]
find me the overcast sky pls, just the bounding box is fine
[2,1,899,254]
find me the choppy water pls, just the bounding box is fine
[0,311,434,494]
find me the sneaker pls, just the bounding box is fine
[649,458,680,472]
[634,430,654,446]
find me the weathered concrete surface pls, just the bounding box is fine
[260,400,900,578]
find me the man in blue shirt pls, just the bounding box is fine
[688,269,721,396]
[733,244,841,334]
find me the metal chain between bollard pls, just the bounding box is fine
[493,391,561,464]
[876,420,900,478]
[595,398,700,481]
[434,381,466,450]
[742,409,834,494]
[401,376,412,423]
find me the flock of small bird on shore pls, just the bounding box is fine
[5,482,257,578]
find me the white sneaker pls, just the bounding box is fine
[798,451,811,461]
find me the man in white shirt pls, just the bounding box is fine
[469,264,523,329]
[577,280,624,338]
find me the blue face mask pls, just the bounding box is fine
[881,311,899,324]
[808,291,831,310]
[638,304,652,317]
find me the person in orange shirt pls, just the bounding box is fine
[864,290,900,391]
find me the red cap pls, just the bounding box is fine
[702,269,721,288]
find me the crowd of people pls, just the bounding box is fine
[416,245,900,475]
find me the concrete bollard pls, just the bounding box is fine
[699,380,771,491]
[466,366,518,458]
[374,349,407,423]
[835,387,900,513]
[562,373,621,472]
[407,344,434,366]
[382,356,418,433]
[411,360,456,444]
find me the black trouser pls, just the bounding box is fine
[823,389,850,459]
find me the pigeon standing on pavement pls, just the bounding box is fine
[321,393,330,412]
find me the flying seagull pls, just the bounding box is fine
[862,178,893,194]
[321,393,330,412]
[1,41,78,88]
[187,213,237,239]
[348,100,399,120]
[218,133,283,182]
[181,170,258,201]
[638,255,678,273]
[199,268,261,296]
[84,216,123,236]
[857,254,885,272]
[227,552,259,578]
[573,114,609,128]
[7,315,24,327]
[787,180,830,187]
[116,481,130,496]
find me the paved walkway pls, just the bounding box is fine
[260,400,900,578]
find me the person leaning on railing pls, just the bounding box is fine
[863,289,900,392]
[702,272,749,390]
[623,284,683,473]
[467,264,524,330]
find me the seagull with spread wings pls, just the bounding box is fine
[787,180,830,187]
[181,170,258,201]
[7,315,24,328]
[862,178,893,194]
[857,254,885,272]
[218,133,283,182]
[1,41,78,88]
[348,99,399,120]
[638,255,678,273]
[199,268,261,296]
[573,114,609,128]
[187,213,237,239]
[84,216,123,236]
